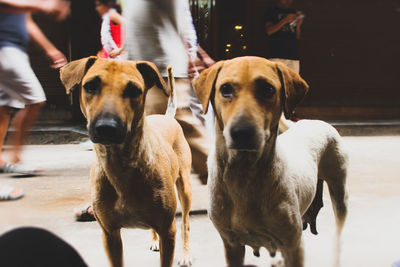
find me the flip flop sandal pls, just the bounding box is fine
[75,205,96,222]
[0,163,42,176]
[0,184,24,201]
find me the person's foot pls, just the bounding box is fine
[74,205,96,222]
[0,162,42,176]
[0,184,24,201]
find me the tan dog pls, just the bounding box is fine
[192,56,348,267]
[60,57,192,267]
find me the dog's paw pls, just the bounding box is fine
[178,255,192,267]
[149,240,160,252]
[270,253,284,267]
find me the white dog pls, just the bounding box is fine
[192,56,348,267]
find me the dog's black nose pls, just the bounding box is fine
[230,124,257,150]
[90,114,126,145]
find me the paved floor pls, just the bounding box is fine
[1,136,400,266]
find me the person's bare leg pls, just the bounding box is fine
[0,106,13,166]
[9,102,45,164]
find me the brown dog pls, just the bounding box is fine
[60,57,192,267]
[193,56,348,267]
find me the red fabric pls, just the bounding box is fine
[110,20,123,47]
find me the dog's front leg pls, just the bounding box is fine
[159,221,177,267]
[222,237,245,267]
[102,228,123,267]
[150,229,160,251]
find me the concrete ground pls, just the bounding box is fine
[1,136,400,267]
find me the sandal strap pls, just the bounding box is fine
[0,185,23,200]
[75,205,96,222]
[2,163,39,175]
[1,163,14,173]
[0,185,14,198]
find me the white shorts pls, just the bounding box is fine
[0,46,46,109]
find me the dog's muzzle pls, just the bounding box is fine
[229,123,259,151]
[89,113,127,145]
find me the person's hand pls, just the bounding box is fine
[188,57,202,81]
[109,48,122,58]
[46,49,67,69]
[41,0,70,21]
[283,13,297,24]
[202,56,215,68]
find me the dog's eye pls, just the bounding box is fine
[220,83,234,98]
[83,76,101,95]
[256,81,276,99]
[123,82,142,98]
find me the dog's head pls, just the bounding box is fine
[192,56,309,152]
[60,57,168,145]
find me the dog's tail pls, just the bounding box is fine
[165,65,177,117]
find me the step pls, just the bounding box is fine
[330,120,400,136]
[6,124,89,145]
[5,120,400,145]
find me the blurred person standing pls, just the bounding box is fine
[123,0,210,184]
[95,0,124,59]
[264,0,304,73]
[0,0,69,175]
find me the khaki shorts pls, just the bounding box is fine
[0,46,46,108]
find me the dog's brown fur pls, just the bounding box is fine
[60,57,192,267]
[193,56,348,267]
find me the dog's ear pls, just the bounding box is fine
[192,60,224,114]
[276,63,309,119]
[136,61,169,96]
[59,56,97,94]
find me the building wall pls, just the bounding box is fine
[190,0,219,57]
[215,0,400,119]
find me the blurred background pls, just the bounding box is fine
[29,0,400,122]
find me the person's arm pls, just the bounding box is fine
[197,45,215,68]
[265,13,297,36]
[0,0,46,13]
[109,10,123,26]
[180,0,197,61]
[26,14,67,68]
[296,17,303,40]
[180,0,199,79]
[0,0,69,20]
